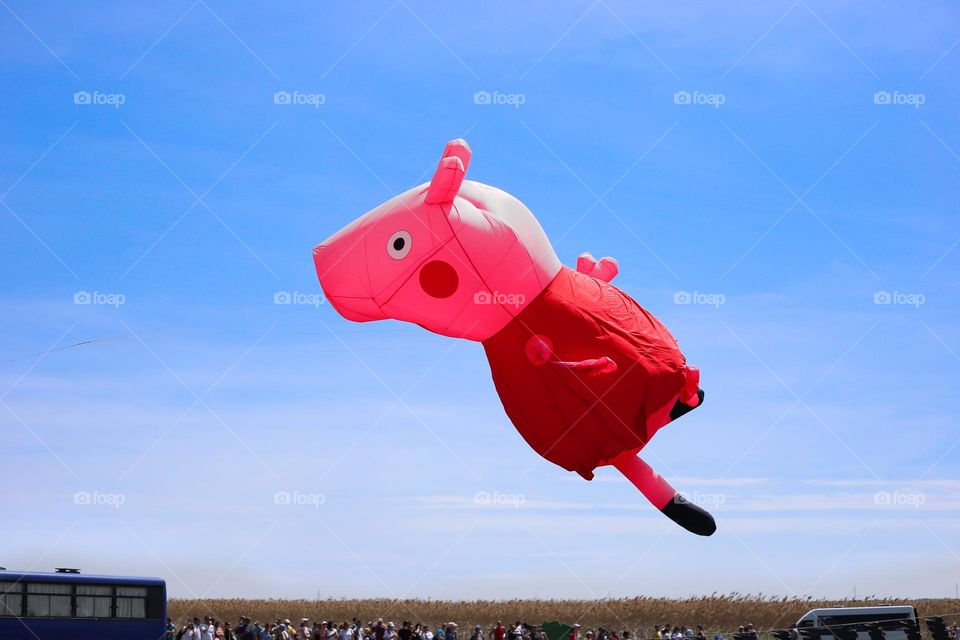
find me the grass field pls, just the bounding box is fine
[169,596,960,635]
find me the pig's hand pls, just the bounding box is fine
[525,335,617,376]
[576,252,619,282]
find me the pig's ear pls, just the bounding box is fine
[424,138,471,205]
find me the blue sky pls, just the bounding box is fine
[2,0,959,603]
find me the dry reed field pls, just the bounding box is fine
[169,596,960,634]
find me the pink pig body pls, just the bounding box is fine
[313,139,716,536]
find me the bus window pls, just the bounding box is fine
[116,585,147,618]
[76,584,112,617]
[820,614,911,627]
[26,583,71,617]
[0,582,22,616]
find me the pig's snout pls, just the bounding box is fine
[313,242,387,323]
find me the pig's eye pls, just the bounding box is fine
[386,230,412,260]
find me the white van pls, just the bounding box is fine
[794,606,919,640]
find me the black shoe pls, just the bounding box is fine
[669,388,705,421]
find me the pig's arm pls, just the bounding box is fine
[576,252,619,282]
[525,335,616,376]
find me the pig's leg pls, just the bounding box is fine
[668,365,704,422]
[612,453,716,536]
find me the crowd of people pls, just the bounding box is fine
[166,617,761,640]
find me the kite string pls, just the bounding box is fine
[0,338,107,366]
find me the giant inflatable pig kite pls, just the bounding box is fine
[314,139,716,536]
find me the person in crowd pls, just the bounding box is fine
[570,623,582,640]
[167,618,178,640]
[471,624,485,640]
[297,618,311,639]
[446,622,459,640]
[235,616,254,640]
[199,616,215,640]
[182,620,202,640]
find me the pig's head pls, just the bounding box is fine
[313,139,561,342]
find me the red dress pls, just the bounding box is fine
[482,266,688,479]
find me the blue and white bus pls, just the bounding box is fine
[0,567,167,639]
